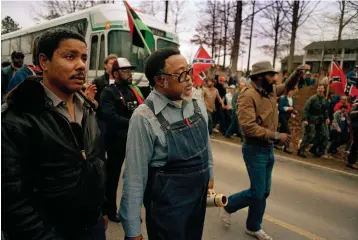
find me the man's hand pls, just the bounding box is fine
[288,106,294,111]
[103,215,109,230]
[208,179,214,190]
[303,121,308,125]
[279,133,291,146]
[326,119,330,125]
[296,64,310,76]
[221,104,226,110]
[84,84,97,100]
[126,235,143,240]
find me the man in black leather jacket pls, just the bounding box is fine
[1,29,106,240]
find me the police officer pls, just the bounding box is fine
[298,84,330,158]
[100,58,143,222]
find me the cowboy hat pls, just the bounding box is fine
[250,61,277,76]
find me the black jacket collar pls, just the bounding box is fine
[5,76,92,114]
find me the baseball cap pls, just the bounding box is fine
[112,58,136,72]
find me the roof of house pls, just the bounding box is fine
[281,55,304,63]
[304,39,358,50]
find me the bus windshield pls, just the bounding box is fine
[108,30,149,73]
[157,39,179,50]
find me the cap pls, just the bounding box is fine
[11,51,24,59]
[305,71,311,75]
[229,85,236,89]
[112,58,136,72]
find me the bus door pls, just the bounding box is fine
[88,32,106,83]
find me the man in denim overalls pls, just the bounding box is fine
[119,48,214,240]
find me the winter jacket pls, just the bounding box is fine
[1,76,105,239]
[7,65,43,92]
[302,94,328,124]
[278,96,296,119]
[100,82,143,141]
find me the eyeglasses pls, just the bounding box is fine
[162,68,193,83]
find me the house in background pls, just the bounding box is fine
[281,39,358,75]
[303,39,358,74]
[281,55,304,73]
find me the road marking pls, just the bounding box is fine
[241,208,327,240]
[260,211,327,240]
[211,139,358,178]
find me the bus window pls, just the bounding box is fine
[10,38,21,53]
[98,34,105,70]
[90,35,98,70]
[108,30,149,73]
[1,40,10,56]
[21,35,32,54]
[157,39,179,50]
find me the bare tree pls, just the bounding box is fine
[230,1,243,72]
[259,0,287,68]
[246,1,256,71]
[217,0,235,67]
[191,0,219,58]
[169,0,189,33]
[138,1,162,16]
[33,0,114,21]
[334,1,358,52]
[283,1,320,72]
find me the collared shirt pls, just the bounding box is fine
[41,82,84,125]
[119,89,214,237]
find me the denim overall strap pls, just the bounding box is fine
[143,99,210,240]
[144,99,171,132]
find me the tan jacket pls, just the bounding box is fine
[238,72,301,142]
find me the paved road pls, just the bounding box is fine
[107,140,358,240]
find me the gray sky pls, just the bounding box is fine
[1,0,355,70]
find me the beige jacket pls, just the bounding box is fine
[238,71,302,142]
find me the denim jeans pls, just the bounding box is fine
[225,114,243,140]
[225,143,275,232]
[207,110,214,135]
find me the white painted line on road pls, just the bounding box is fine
[241,208,327,240]
[210,139,358,178]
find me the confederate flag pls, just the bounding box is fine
[329,58,346,96]
[192,46,215,86]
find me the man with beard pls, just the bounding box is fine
[2,29,106,239]
[220,61,306,240]
[100,58,143,223]
[7,37,43,92]
[298,84,330,158]
[119,48,214,240]
[1,51,24,102]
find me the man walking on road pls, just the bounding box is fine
[2,29,106,239]
[119,48,214,240]
[220,61,307,240]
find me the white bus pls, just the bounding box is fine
[1,3,179,92]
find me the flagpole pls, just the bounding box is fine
[123,0,152,55]
[326,56,333,98]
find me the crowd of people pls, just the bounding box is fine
[1,27,357,240]
[200,63,358,169]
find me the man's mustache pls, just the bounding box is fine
[70,73,86,80]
